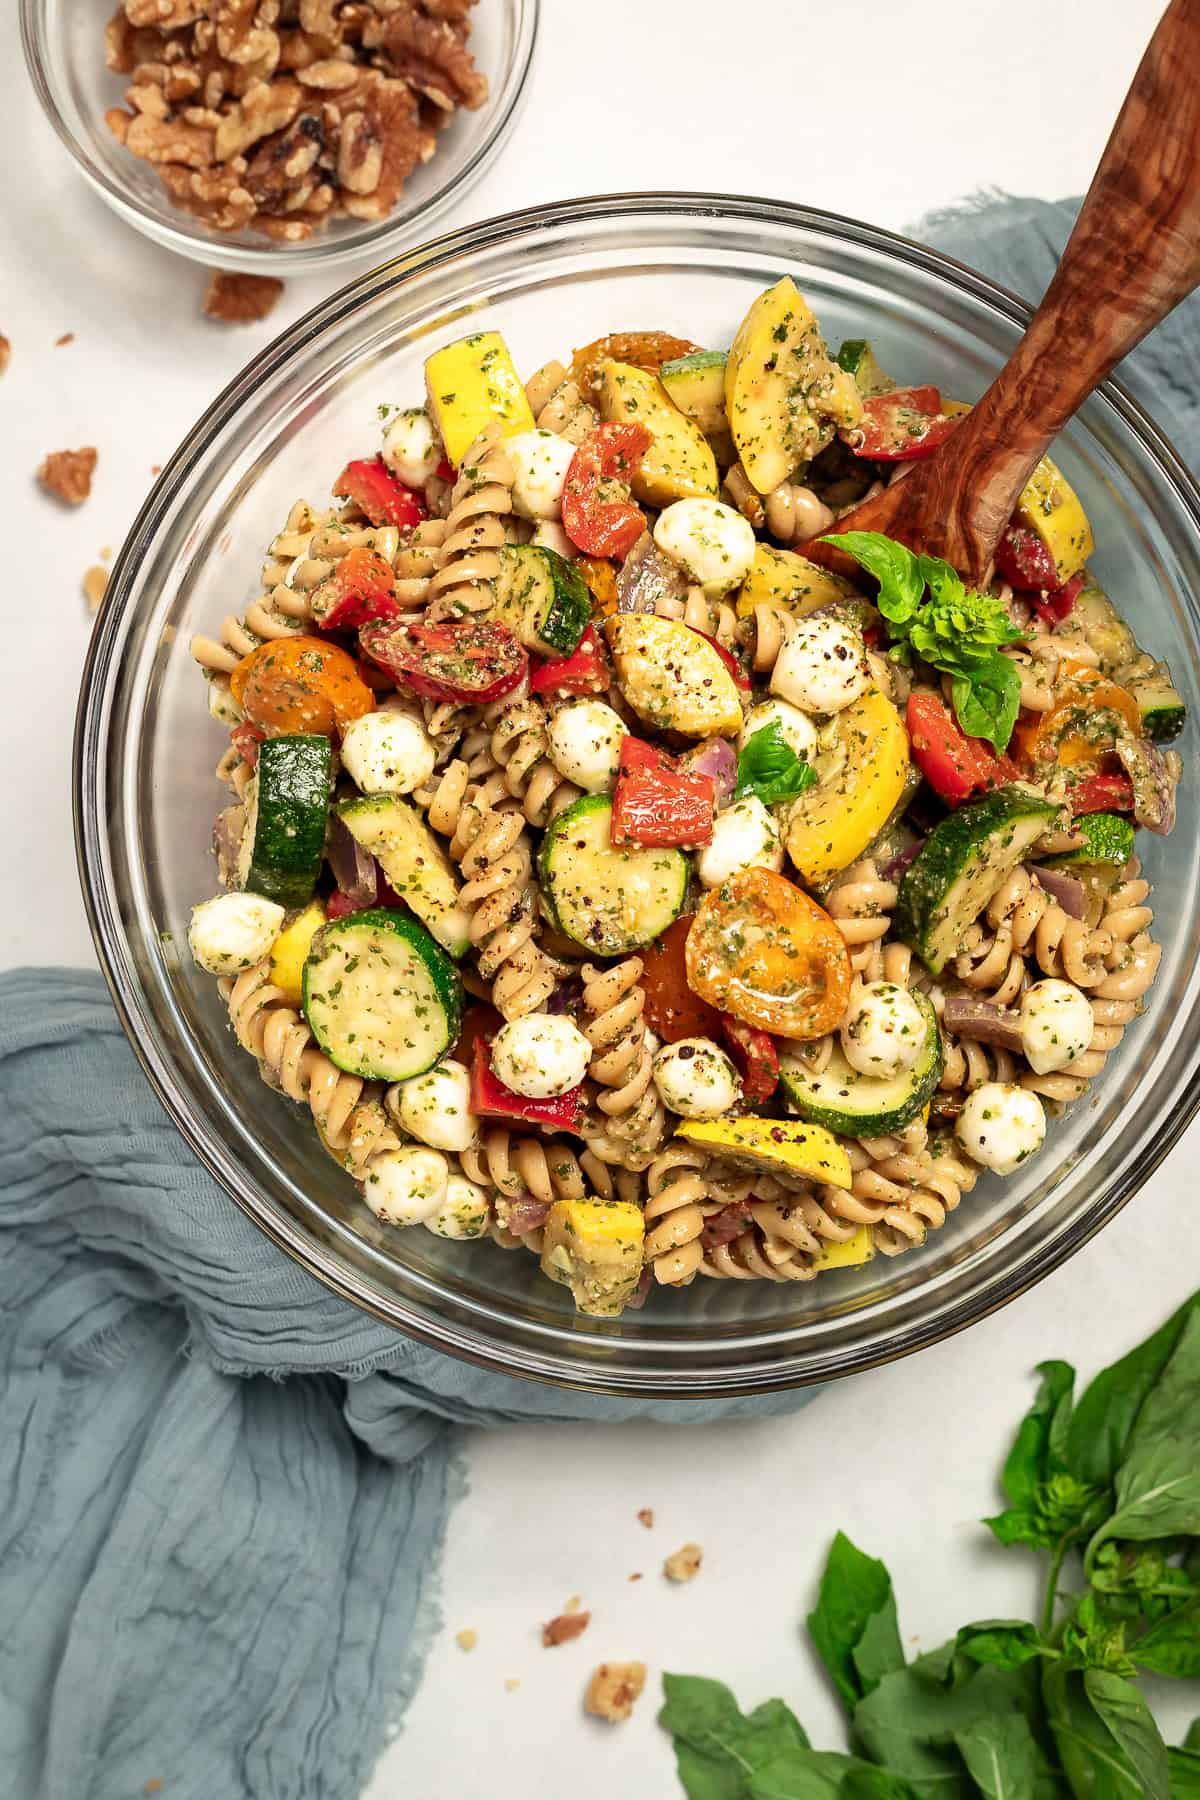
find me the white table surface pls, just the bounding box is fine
[4,0,1193,1791]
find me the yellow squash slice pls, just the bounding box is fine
[942,401,1093,587]
[783,686,910,885]
[425,331,535,467]
[675,1117,852,1191]
[540,1199,646,1317]
[606,613,743,737]
[268,900,326,1005]
[736,542,857,618]
[595,361,718,507]
[812,1225,874,1271]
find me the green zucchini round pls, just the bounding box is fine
[302,908,462,1081]
[778,989,942,1138]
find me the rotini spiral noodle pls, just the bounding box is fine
[425,424,516,620]
[580,960,667,1164]
[487,694,581,828]
[643,1144,718,1286]
[524,359,598,445]
[763,481,834,546]
[987,867,1113,988]
[653,585,739,651]
[825,859,898,979]
[450,787,562,1019]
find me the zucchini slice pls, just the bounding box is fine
[493,544,591,657]
[659,350,728,436]
[538,793,689,956]
[835,338,896,398]
[1041,812,1135,870]
[1126,668,1187,744]
[302,908,462,1082]
[239,734,331,908]
[337,794,471,958]
[894,786,1062,974]
[778,990,942,1138]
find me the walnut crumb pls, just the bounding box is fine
[504,1677,521,1693]
[56,332,75,347]
[563,1594,584,1615]
[39,448,98,506]
[664,1543,703,1583]
[454,1628,477,1652]
[628,1572,643,1582]
[0,334,9,376]
[101,545,113,561]
[204,271,284,324]
[83,566,109,613]
[636,1508,654,1530]
[584,1661,646,1724]
[542,1611,591,1648]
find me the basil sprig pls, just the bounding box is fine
[662,1289,1200,1800]
[734,719,818,806]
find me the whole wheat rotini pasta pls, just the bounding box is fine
[186,286,1180,1317]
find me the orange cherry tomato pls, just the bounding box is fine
[1016,667,1141,771]
[230,636,373,737]
[576,555,619,617]
[685,867,852,1040]
[569,330,700,398]
[641,914,724,1044]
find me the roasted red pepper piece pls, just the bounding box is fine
[561,423,651,558]
[529,625,611,697]
[907,692,1015,805]
[688,628,751,689]
[719,1015,780,1103]
[230,721,266,768]
[309,545,400,631]
[334,456,428,531]
[845,387,958,461]
[610,736,716,848]
[360,615,527,705]
[1069,771,1136,815]
[469,1039,585,1132]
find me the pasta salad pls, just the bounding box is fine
[189,278,1184,1318]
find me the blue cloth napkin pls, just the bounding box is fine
[2,196,1197,1800]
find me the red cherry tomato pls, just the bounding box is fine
[720,1016,780,1104]
[845,387,958,461]
[641,914,723,1045]
[1070,772,1136,816]
[529,626,611,697]
[360,616,527,705]
[906,692,1015,805]
[309,546,400,631]
[561,423,651,558]
[610,737,715,849]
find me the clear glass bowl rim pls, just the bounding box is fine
[75,191,1200,1396]
[19,0,539,273]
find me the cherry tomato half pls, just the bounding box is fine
[561,423,651,559]
[569,331,700,398]
[230,636,374,737]
[845,387,958,461]
[641,914,723,1045]
[360,616,528,706]
[685,867,852,1040]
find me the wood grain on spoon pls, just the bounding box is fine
[804,0,1200,587]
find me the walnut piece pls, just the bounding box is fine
[584,1661,646,1724]
[454,1628,478,1652]
[663,1543,703,1584]
[636,1507,654,1530]
[204,269,284,322]
[0,335,10,377]
[39,448,98,506]
[104,0,485,239]
[543,1611,591,1648]
[83,566,110,613]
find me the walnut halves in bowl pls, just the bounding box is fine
[102,0,488,242]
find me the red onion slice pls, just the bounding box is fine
[326,812,377,905]
[1115,735,1176,835]
[941,994,1026,1051]
[1029,863,1087,919]
[680,738,737,806]
[616,533,688,613]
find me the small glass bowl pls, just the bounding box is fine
[76,196,1200,1396]
[20,0,537,274]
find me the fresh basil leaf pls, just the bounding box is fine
[955,1621,1046,1672]
[985,1507,1051,1551]
[820,532,924,625]
[953,1714,1039,1800]
[1133,1594,1200,1677]
[1044,1662,1144,1799]
[1167,1746,1200,1795]
[999,1362,1078,1510]
[807,1534,904,1712]
[1084,1670,1171,1800]
[1067,1292,1200,1489]
[1089,1310,1200,1559]
[746,1749,862,1799]
[734,721,818,806]
[838,1770,922,1799]
[951,654,1022,753]
[1062,1590,1137,1678]
[1187,1717,1200,1750]
[853,1663,1034,1797]
[661,1675,810,1800]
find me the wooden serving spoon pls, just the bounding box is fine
[804,0,1200,588]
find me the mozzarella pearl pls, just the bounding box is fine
[506,429,576,520]
[738,697,818,761]
[956,1083,1046,1176]
[696,794,783,888]
[424,1173,491,1240]
[840,981,927,1079]
[389,1059,477,1153]
[363,1147,449,1227]
[340,709,436,796]
[1020,979,1094,1074]
[382,407,440,488]
[653,498,756,594]
[207,677,242,727]
[653,1038,741,1119]
[531,519,576,560]
[546,700,627,793]
[770,613,871,714]
[491,1014,592,1098]
[188,891,284,976]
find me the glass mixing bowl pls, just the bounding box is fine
[21,0,537,274]
[76,195,1200,1396]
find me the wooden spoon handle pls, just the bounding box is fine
[810,0,1200,584]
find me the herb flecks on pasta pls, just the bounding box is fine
[187,282,1184,1316]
